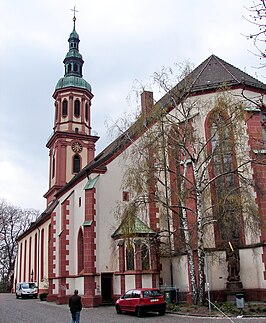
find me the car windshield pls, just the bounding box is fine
[143,289,162,298]
[21,283,36,289]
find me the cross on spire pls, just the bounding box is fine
[71,6,79,29]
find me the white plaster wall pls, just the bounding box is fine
[67,277,84,295]
[59,180,86,278]
[67,278,75,295]
[95,276,101,296]
[142,274,152,288]
[173,255,189,292]
[54,203,61,278]
[125,275,135,291]
[202,248,266,292]
[15,242,22,283]
[95,156,126,274]
[78,278,85,295]
[205,251,227,291]
[73,180,87,270]
[240,247,266,289]
[14,217,51,292]
[113,275,121,295]
[67,194,75,276]
[160,257,172,287]
[53,278,59,294]
[41,221,51,289]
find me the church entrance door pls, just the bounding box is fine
[101,273,113,304]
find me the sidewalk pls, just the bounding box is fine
[167,302,266,318]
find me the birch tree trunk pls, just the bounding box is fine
[180,159,198,304]
[192,160,205,304]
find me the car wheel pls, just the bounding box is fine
[34,295,37,299]
[136,307,142,318]
[16,294,19,299]
[115,305,122,314]
[159,309,166,315]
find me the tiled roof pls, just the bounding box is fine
[188,54,266,92]
[56,55,266,195]
[17,199,59,241]
[111,215,155,239]
[19,55,266,241]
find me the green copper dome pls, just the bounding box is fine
[65,49,83,59]
[55,76,92,92]
[55,17,92,93]
[69,29,79,39]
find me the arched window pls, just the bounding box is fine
[19,243,23,283]
[141,244,150,270]
[73,155,80,173]
[74,99,80,117]
[74,63,78,72]
[48,224,51,242]
[126,246,134,270]
[24,240,27,282]
[34,233,37,282]
[85,102,89,121]
[207,111,241,244]
[55,103,58,121]
[62,99,68,117]
[52,154,55,178]
[40,228,44,280]
[67,64,71,72]
[28,237,32,281]
[77,228,84,273]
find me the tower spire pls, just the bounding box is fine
[61,7,84,78]
[71,6,79,31]
[46,9,98,205]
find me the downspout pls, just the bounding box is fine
[161,119,174,286]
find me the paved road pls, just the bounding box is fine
[0,293,265,323]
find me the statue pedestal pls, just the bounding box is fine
[225,280,244,302]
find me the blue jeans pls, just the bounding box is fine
[71,311,80,323]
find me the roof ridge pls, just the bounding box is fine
[188,55,213,89]
[212,55,240,83]
[212,54,264,85]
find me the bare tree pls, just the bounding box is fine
[112,64,262,305]
[0,199,39,292]
[245,0,266,65]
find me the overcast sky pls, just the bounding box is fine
[0,0,262,211]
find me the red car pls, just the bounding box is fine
[115,288,166,317]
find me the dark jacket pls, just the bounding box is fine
[69,294,82,313]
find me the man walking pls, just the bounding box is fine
[69,290,82,323]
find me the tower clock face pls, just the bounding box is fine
[71,142,83,153]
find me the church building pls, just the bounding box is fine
[14,16,266,306]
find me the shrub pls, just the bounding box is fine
[39,292,48,301]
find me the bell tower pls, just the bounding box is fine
[44,13,99,205]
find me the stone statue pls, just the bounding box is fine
[225,245,243,301]
[226,247,240,282]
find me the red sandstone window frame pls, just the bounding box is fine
[62,99,68,118]
[74,99,80,118]
[73,154,81,173]
[77,228,84,274]
[141,244,150,270]
[205,109,244,247]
